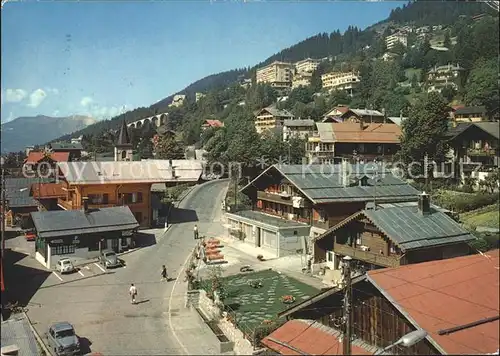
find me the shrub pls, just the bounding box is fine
[434,192,499,213]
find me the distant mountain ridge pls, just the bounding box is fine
[1,115,96,153]
[52,0,492,143]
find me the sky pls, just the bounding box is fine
[1,0,404,123]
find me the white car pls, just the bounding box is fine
[57,259,75,274]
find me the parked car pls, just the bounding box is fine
[46,322,80,356]
[57,258,76,274]
[24,229,36,241]
[99,250,121,268]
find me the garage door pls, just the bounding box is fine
[262,229,277,248]
[243,223,254,243]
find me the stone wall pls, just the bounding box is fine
[198,289,222,321]
[218,316,255,355]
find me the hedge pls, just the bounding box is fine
[433,192,499,213]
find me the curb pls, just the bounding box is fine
[24,311,52,356]
[40,271,114,289]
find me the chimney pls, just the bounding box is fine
[418,191,431,215]
[82,197,89,214]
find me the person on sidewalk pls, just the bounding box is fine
[161,265,168,281]
[194,224,199,240]
[129,283,138,304]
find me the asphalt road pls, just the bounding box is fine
[27,179,229,355]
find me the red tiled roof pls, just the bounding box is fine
[261,320,371,355]
[203,119,224,128]
[331,123,402,143]
[31,183,66,199]
[24,151,70,164]
[368,250,500,355]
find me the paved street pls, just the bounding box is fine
[25,179,229,355]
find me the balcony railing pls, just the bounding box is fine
[467,148,497,157]
[257,191,293,205]
[57,198,75,210]
[334,243,400,268]
[57,198,117,210]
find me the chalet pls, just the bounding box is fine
[306,122,402,164]
[450,106,488,123]
[201,119,224,131]
[23,151,69,178]
[446,122,499,183]
[228,163,420,259]
[48,142,83,161]
[254,105,294,135]
[31,205,139,269]
[322,105,350,123]
[314,192,475,284]
[56,159,202,228]
[3,178,52,228]
[340,109,385,124]
[283,119,315,141]
[30,182,66,211]
[262,250,499,355]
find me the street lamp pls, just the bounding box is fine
[374,330,428,355]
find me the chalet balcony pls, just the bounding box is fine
[257,191,293,205]
[256,208,311,225]
[334,243,400,268]
[57,198,75,210]
[467,148,497,157]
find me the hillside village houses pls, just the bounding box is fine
[169,94,186,107]
[320,71,361,95]
[254,105,294,135]
[385,31,408,50]
[283,119,315,142]
[426,63,464,93]
[255,61,294,92]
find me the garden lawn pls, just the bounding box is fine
[461,205,500,229]
[217,269,320,334]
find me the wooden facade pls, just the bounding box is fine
[286,280,441,355]
[58,182,153,228]
[317,214,471,269]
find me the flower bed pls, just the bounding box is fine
[281,295,295,304]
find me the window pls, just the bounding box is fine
[120,192,143,204]
[88,194,109,205]
[52,244,75,255]
[121,151,127,159]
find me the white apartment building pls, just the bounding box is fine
[321,71,361,94]
[169,94,186,108]
[385,32,408,50]
[292,72,313,89]
[195,92,205,102]
[294,58,321,74]
[256,61,294,89]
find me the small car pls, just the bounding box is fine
[24,229,36,241]
[99,250,121,268]
[57,258,75,274]
[46,322,80,356]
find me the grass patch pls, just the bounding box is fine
[203,269,319,334]
[461,204,500,229]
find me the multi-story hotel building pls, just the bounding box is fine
[321,71,361,94]
[294,58,321,74]
[256,61,294,90]
[292,72,313,89]
[385,32,408,50]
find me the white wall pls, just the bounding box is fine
[278,226,310,257]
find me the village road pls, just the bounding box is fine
[28,179,229,355]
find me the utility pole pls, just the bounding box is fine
[342,255,353,355]
[234,167,238,208]
[1,157,5,259]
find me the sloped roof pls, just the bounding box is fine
[59,160,202,185]
[116,120,132,146]
[447,122,500,140]
[242,164,420,204]
[368,250,500,355]
[330,123,401,143]
[256,105,294,118]
[342,109,384,118]
[1,315,39,356]
[324,105,350,117]
[203,119,224,128]
[363,205,476,251]
[31,206,139,238]
[24,151,70,164]
[5,177,53,208]
[261,319,374,355]
[387,117,408,126]
[284,119,315,127]
[454,106,487,116]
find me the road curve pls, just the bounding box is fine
[30,180,229,356]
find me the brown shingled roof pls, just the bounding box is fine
[261,319,371,355]
[368,250,500,355]
[331,123,402,143]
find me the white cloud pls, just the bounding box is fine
[27,88,47,108]
[46,87,59,95]
[89,105,128,119]
[80,96,94,107]
[3,89,28,103]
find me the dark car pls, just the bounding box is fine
[99,250,121,268]
[46,322,80,356]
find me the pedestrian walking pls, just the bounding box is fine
[129,283,138,304]
[161,265,168,281]
[194,224,199,240]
